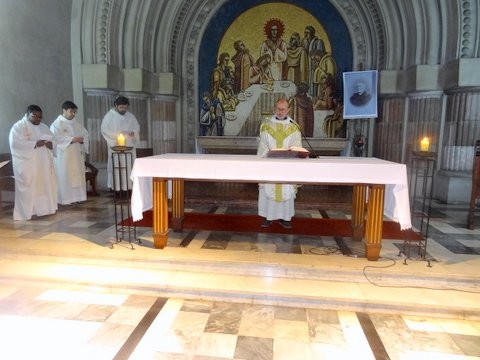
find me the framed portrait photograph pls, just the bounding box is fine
[343,70,378,119]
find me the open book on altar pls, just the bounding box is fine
[266,146,310,158]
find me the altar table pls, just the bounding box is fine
[131,154,412,261]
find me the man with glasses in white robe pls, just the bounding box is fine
[257,98,302,229]
[9,105,58,220]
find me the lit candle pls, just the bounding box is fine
[420,137,429,152]
[117,133,126,146]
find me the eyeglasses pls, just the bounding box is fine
[29,113,43,119]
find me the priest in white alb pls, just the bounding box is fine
[101,96,140,191]
[50,101,89,205]
[9,105,58,220]
[257,98,303,229]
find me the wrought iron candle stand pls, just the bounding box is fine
[111,146,140,249]
[401,150,436,266]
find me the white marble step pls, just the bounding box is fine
[1,236,479,320]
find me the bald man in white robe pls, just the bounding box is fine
[9,105,58,220]
[257,99,302,229]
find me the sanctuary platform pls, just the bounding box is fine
[0,186,479,358]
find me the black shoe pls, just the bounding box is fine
[279,220,292,229]
[261,219,272,227]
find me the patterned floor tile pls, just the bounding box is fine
[0,192,479,359]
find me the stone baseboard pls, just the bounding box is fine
[434,170,472,204]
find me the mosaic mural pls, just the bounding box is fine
[199,1,352,139]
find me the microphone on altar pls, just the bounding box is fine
[289,119,318,158]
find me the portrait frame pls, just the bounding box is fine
[343,70,378,119]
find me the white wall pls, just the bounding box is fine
[0,0,73,153]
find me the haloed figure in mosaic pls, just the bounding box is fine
[50,101,89,205]
[260,18,288,81]
[257,98,302,229]
[9,105,58,220]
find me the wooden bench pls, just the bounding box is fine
[85,161,99,196]
[0,153,100,200]
[0,153,14,204]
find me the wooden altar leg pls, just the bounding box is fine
[153,178,169,249]
[351,184,367,241]
[364,184,385,261]
[171,180,185,231]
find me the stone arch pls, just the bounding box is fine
[76,0,476,152]
[459,0,479,59]
[75,0,390,151]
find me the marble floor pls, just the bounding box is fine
[0,188,479,359]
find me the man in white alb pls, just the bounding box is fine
[50,101,89,205]
[101,96,140,190]
[257,98,302,229]
[9,104,58,220]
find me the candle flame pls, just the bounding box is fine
[420,137,429,151]
[117,133,126,146]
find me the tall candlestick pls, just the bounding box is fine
[420,137,429,152]
[117,133,126,146]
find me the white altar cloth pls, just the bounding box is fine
[130,153,412,230]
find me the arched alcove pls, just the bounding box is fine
[176,0,383,152]
[74,0,386,153]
